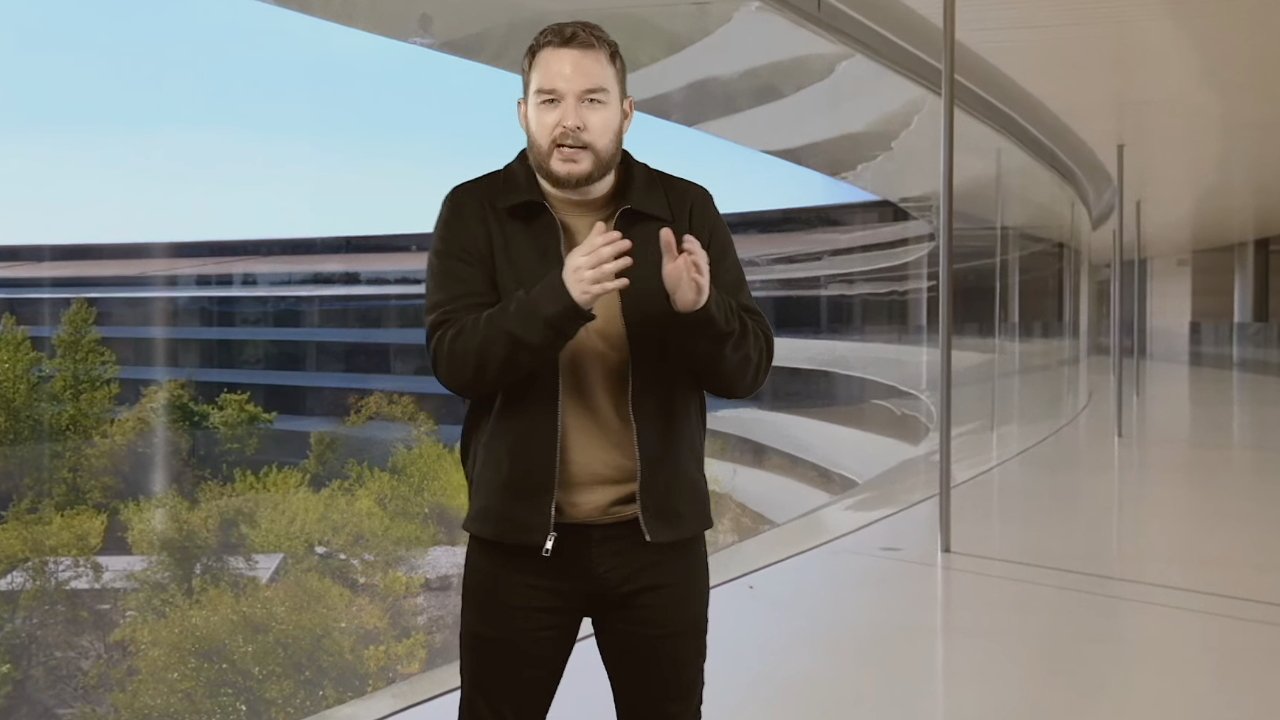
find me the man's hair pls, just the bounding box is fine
[521,21,628,99]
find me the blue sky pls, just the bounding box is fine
[0,0,876,246]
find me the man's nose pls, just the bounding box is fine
[560,105,584,132]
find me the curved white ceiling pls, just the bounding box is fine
[629,5,848,99]
[884,0,1280,255]
[264,0,1280,256]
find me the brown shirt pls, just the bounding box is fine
[547,189,639,524]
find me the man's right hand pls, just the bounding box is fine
[562,221,633,310]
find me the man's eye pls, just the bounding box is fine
[586,98,603,104]
[541,98,559,106]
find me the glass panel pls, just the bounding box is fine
[939,110,1092,481]
[0,1,1094,717]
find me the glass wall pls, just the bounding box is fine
[0,2,1092,718]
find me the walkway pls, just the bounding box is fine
[395,360,1280,719]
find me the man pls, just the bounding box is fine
[425,20,774,720]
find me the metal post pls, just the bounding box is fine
[1009,233,1021,333]
[1134,199,1142,396]
[1079,204,1090,388]
[1113,142,1125,437]
[938,0,956,554]
[1067,206,1076,340]
[991,148,1003,431]
[1064,209,1076,407]
[819,290,829,335]
[1112,228,1121,424]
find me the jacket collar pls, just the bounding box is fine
[496,148,672,222]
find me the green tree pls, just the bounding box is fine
[341,393,466,544]
[0,315,44,448]
[67,380,277,505]
[97,572,425,720]
[0,508,110,719]
[117,493,252,601]
[344,392,438,434]
[9,300,125,511]
[0,316,48,504]
[98,458,442,717]
[203,390,275,462]
[89,396,467,718]
[46,299,118,443]
[0,297,465,719]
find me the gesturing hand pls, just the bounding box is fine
[659,227,710,314]
[562,221,633,310]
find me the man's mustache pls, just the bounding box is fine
[552,134,589,148]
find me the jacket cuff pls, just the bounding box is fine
[674,287,732,339]
[529,269,595,339]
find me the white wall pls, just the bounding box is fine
[1148,254,1193,362]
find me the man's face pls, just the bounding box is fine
[519,47,634,192]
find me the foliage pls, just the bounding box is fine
[1,300,279,514]
[0,508,109,717]
[0,316,48,508]
[46,300,118,444]
[117,493,253,601]
[0,508,107,577]
[89,393,465,719]
[0,302,121,511]
[340,394,467,546]
[103,381,277,499]
[0,298,466,720]
[0,315,45,449]
[205,391,276,458]
[94,572,427,720]
[345,392,438,435]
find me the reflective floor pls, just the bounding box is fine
[399,360,1280,719]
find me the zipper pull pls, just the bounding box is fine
[542,532,557,557]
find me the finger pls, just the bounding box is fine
[585,256,632,283]
[588,277,630,295]
[586,237,631,266]
[573,236,628,267]
[659,227,678,263]
[600,256,633,276]
[570,222,609,255]
[691,254,709,281]
[570,229,622,259]
[687,241,709,268]
[581,229,624,252]
[674,255,699,283]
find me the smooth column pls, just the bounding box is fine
[1234,238,1270,323]
[938,0,956,553]
[1113,144,1125,437]
[1134,199,1143,396]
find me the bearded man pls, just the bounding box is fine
[425,20,774,720]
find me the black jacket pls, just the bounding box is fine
[425,149,774,550]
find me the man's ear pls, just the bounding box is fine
[517,98,528,134]
[622,96,635,135]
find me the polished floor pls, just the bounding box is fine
[397,359,1280,719]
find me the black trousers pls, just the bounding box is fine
[457,518,709,719]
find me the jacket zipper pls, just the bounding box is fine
[610,205,651,542]
[542,202,650,553]
[543,201,566,557]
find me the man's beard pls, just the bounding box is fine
[527,126,624,191]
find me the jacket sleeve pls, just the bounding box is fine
[425,188,594,400]
[672,188,775,399]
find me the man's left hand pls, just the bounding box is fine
[659,227,710,314]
